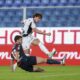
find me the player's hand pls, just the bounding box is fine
[46,32,51,36]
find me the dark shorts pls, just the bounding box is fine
[17,55,37,72]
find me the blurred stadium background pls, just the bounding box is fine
[0,0,80,80]
[0,0,80,27]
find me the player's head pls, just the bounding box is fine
[33,13,42,22]
[14,35,22,44]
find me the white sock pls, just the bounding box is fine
[38,42,50,55]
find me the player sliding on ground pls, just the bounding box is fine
[21,13,56,58]
[11,35,66,72]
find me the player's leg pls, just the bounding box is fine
[17,56,44,72]
[18,64,44,72]
[36,56,66,65]
[17,56,66,72]
[28,55,61,65]
[22,35,56,58]
[31,38,56,58]
[25,56,44,72]
[23,56,66,72]
[36,57,60,64]
[19,56,61,66]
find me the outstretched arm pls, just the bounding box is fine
[32,28,51,36]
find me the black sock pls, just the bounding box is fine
[47,59,60,64]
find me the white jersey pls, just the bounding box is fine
[22,18,37,50]
[22,18,36,36]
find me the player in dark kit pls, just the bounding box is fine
[11,35,66,72]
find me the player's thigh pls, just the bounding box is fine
[36,57,47,64]
[18,61,33,72]
[27,56,46,65]
[31,39,40,45]
[28,56,37,65]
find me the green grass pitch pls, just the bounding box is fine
[0,66,80,80]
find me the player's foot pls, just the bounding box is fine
[61,55,67,65]
[48,48,56,58]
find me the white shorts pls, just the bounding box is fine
[22,34,37,50]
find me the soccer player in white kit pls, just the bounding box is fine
[21,13,56,58]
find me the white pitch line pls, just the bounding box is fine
[39,73,80,78]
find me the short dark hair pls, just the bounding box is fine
[14,35,22,42]
[33,13,42,19]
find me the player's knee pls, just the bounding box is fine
[36,39,40,44]
[32,39,40,45]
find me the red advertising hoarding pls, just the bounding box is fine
[0,27,80,66]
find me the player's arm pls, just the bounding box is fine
[31,21,51,36]
[32,28,51,36]
[12,51,20,61]
[11,51,19,72]
[11,59,17,72]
